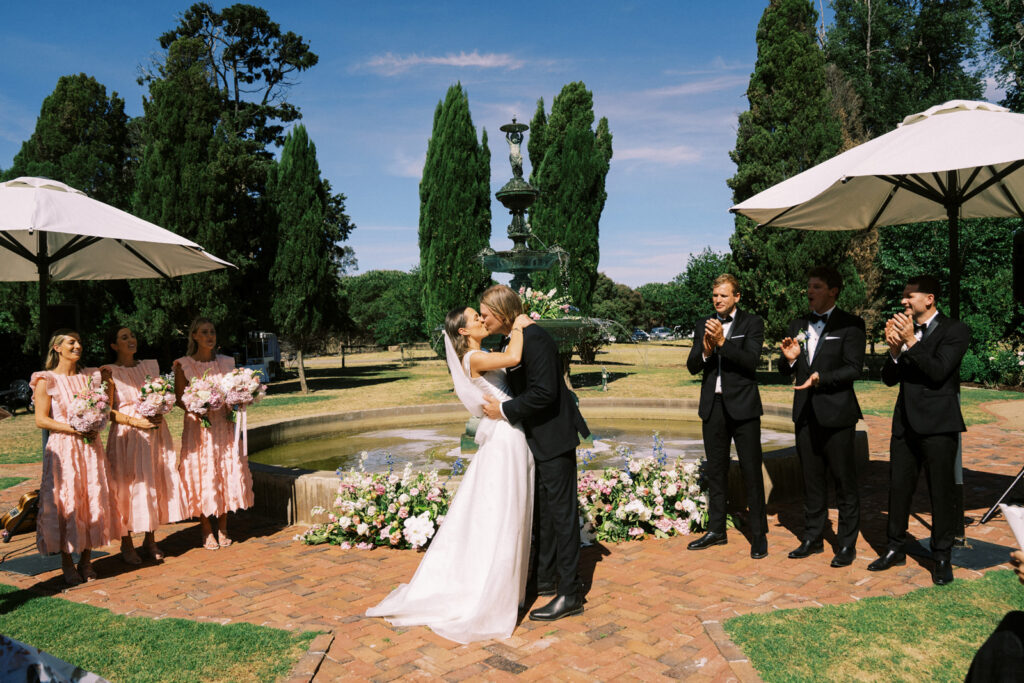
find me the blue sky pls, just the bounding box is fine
[1,1,795,287]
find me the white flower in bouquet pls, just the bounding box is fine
[337,516,351,528]
[220,367,267,409]
[628,459,643,474]
[682,498,699,516]
[402,512,436,548]
[181,373,225,427]
[68,377,110,442]
[398,493,410,504]
[137,374,175,417]
[665,483,678,497]
[356,522,369,536]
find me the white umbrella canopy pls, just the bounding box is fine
[0,176,232,353]
[730,100,1024,316]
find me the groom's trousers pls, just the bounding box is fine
[534,450,581,596]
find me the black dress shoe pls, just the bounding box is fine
[788,539,824,559]
[750,534,768,559]
[830,546,856,568]
[528,592,584,621]
[687,531,727,550]
[932,557,954,585]
[867,549,906,572]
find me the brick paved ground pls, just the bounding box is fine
[0,400,1021,682]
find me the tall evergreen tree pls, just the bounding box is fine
[269,125,351,393]
[528,82,612,314]
[728,0,859,341]
[418,83,491,336]
[982,0,1024,112]
[0,73,133,356]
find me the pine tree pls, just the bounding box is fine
[418,84,491,337]
[269,125,349,393]
[728,0,857,341]
[528,82,612,314]
[0,73,133,356]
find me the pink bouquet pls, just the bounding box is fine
[137,373,175,418]
[220,368,267,410]
[181,372,225,428]
[69,377,109,443]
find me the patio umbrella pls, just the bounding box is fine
[730,99,1024,318]
[0,176,232,353]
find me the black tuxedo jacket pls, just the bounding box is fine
[778,308,865,428]
[686,308,764,422]
[502,324,590,462]
[881,312,970,436]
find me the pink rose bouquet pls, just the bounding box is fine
[137,373,175,417]
[69,377,109,443]
[220,368,267,410]
[181,372,225,428]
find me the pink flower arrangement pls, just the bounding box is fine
[137,373,175,417]
[68,377,110,443]
[181,372,225,428]
[220,368,267,409]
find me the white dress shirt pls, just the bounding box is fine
[703,313,734,394]
[890,309,939,362]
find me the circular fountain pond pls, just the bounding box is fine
[250,417,795,474]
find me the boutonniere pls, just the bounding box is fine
[795,330,807,346]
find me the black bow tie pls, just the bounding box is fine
[808,312,828,325]
[914,322,927,335]
[717,314,733,323]
[500,335,511,347]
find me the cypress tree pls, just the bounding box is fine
[269,125,348,393]
[418,83,491,337]
[528,82,613,314]
[728,0,857,342]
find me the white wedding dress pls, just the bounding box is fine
[365,348,534,644]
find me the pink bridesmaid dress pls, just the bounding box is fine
[102,360,187,532]
[174,355,254,518]
[29,369,123,555]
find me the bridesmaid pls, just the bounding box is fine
[31,329,123,585]
[174,317,254,550]
[101,326,187,564]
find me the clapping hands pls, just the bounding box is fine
[703,318,724,355]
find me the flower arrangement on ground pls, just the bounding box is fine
[181,372,225,428]
[137,374,176,417]
[519,286,576,320]
[577,435,708,543]
[296,453,454,550]
[69,377,110,443]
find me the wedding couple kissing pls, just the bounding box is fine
[365,284,591,644]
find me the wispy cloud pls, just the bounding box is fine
[360,50,525,76]
[662,56,750,77]
[388,149,425,178]
[644,75,748,97]
[616,144,701,166]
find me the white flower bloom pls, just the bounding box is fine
[402,512,436,548]
[356,522,369,536]
[366,505,377,516]
[629,459,643,474]
[338,516,351,528]
[665,483,678,497]
[398,493,410,504]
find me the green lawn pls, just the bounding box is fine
[0,583,315,682]
[0,476,28,490]
[725,569,1024,682]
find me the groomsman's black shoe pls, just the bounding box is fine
[788,539,824,559]
[536,581,557,597]
[932,557,954,586]
[750,534,768,559]
[867,549,906,572]
[687,531,727,550]
[830,546,856,568]
[528,592,584,621]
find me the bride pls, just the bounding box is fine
[365,305,535,644]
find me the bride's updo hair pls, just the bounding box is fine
[444,307,470,360]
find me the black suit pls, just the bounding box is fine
[779,308,865,548]
[502,324,590,596]
[880,312,969,557]
[686,309,767,537]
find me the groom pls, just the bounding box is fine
[480,284,590,621]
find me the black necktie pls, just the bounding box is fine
[808,312,828,325]
[717,314,733,323]
[914,322,927,335]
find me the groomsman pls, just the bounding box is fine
[686,274,768,558]
[867,275,970,586]
[779,266,865,568]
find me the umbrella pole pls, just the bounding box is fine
[37,231,49,363]
[947,192,967,545]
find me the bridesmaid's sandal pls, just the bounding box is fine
[61,565,84,586]
[78,562,97,582]
[143,543,165,561]
[217,533,233,548]
[120,541,142,566]
[203,533,220,551]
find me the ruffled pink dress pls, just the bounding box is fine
[175,355,254,518]
[102,360,187,532]
[30,369,123,555]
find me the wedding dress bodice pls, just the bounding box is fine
[463,350,513,403]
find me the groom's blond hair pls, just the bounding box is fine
[480,284,524,328]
